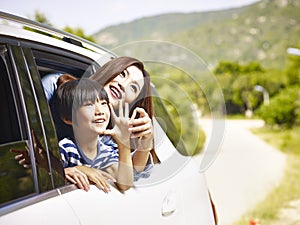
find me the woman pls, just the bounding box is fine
[90,56,154,175]
[45,57,155,191]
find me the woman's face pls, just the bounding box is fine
[104,65,144,108]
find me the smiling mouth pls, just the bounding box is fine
[109,85,122,99]
[93,118,106,124]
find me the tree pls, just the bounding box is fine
[214,61,267,114]
[28,11,95,43]
[257,86,300,128]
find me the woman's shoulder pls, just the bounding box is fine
[41,73,62,101]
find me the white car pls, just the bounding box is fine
[0,11,217,225]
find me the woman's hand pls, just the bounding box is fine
[101,100,131,149]
[129,107,153,151]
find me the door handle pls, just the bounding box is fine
[161,190,177,216]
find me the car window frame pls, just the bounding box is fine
[0,39,90,216]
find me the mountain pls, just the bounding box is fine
[94,0,300,69]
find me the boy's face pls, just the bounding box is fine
[74,98,110,135]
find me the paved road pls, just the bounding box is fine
[193,119,287,225]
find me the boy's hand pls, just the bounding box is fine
[64,167,90,191]
[10,130,50,169]
[75,166,113,193]
[10,147,31,168]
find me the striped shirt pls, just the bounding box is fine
[59,135,154,181]
[59,135,119,170]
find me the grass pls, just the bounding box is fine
[232,125,300,225]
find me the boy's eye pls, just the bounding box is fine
[83,101,94,106]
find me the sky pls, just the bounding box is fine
[1,0,260,35]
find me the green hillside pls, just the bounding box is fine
[94,0,300,69]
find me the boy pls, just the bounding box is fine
[56,78,133,192]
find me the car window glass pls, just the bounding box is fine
[23,48,66,188]
[0,48,21,144]
[11,45,54,192]
[0,45,35,205]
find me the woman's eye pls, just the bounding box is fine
[120,71,126,78]
[130,85,138,93]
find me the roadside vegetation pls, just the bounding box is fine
[232,125,300,225]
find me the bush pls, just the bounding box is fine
[257,86,300,127]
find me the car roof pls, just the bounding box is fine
[0,11,115,65]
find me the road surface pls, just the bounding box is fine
[193,119,287,225]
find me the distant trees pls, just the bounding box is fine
[30,11,95,42]
[257,86,300,127]
[213,61,267,114]
[213,57,300,128]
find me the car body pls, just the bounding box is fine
[0,11,217,225]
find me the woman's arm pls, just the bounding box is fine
[105,143,133,192]
[129,107,154,172]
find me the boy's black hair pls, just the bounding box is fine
[56,78,109,123]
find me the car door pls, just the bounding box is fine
[0,43,80,225]
[59,97,216,225]
[28,45,216,224]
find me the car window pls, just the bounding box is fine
[152,89,188,156]
[0,44,35,206]
[32,49,96,78]
[23,47,66,188]
[31,49,98,139]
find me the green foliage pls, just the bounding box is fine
[214,61,242,75]
[285,52,300,85]
[31,10,52,26]
[27,11,95,42]
[150,67,206,155]
[257,86,300,127]
[213,61,272,113]
[24,11,53,37]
